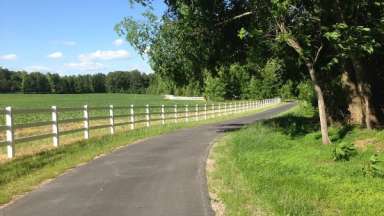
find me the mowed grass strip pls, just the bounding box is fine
[0,103,279,205]
[208,104,384,216]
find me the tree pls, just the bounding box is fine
[119,0,384,143]
[92,73,107,93]
[323,0,384,129]
[21,72,49,93]
[204,72,226,101]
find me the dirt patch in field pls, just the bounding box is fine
[354,138,384,152]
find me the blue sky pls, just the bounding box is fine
[0,0,166,75]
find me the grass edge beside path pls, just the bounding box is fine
[207,104,384,216]
[0,103,285,206]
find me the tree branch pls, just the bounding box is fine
[215,11,255,26]
[313,43,324,65]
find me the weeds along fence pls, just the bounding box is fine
[0,98,281,159]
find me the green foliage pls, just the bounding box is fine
[115,10,160,55]
[146,73,175,95]
[363,154,384,178]
[118,0,384,128]
[106,70,150,93]
[297,81,316,106]
[333,142,357,161]
[219,64,250,99]
[279,80,294,99]
[247,59,283,99]
[21,72,49,93]
[204,73,226,101]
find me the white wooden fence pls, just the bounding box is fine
[0,98,281,159]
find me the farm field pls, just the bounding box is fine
[0,93,211,161]
[0,93,206,124]
[0,93,201,109]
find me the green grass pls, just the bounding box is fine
[208,104,384,216]
[0,103,279,205]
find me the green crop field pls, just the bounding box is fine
[0,93,207,124]
[0,93,201,109]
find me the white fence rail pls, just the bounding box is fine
[0,98,281,159]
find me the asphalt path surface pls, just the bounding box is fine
[1,102,296,216]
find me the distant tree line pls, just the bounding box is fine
[0,67,153,94]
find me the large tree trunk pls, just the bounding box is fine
[351,57,378,129]
[307,63,330,144]
[341,69,365,124]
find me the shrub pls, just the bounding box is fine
[333,142,357,161]
[247,58,283,99]
[279,80,295,100]
[204,73,226,101]
[297,81,316,106]
[363,154,384,178]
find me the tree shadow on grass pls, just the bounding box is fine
[262,114,320,138]
[330,124,354,142]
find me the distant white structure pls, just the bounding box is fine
[164,95,205,101]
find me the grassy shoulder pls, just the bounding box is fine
[0,103,281,205]
[208,104,384,216]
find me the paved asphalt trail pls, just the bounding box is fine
[1,103,295,216]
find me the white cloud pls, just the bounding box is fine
[0,54,17,61]
[47,52,63,59]
[25,65,51,72]
[78,49,130,62]
[113,39,125,46]
[64,61,104,71]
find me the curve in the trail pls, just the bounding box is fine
[1,102,296,216]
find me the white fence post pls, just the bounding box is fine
[212,104,215,118]
[83,105,90,139]
[195,104,199,121]
[161,104,165,125]
[185,104,189,122]
[5,106,15,159]
[218,103,221,116]
[174,104,178,123]
[204,104,207,120]
[146,104,150,127]
[130,104,135,130]
[51,106,59,147]
[224,103,227,115]
[109,105,115,134]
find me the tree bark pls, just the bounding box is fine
[351,57,378,129]
[341,69,365,124]
[307,63,330,144]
